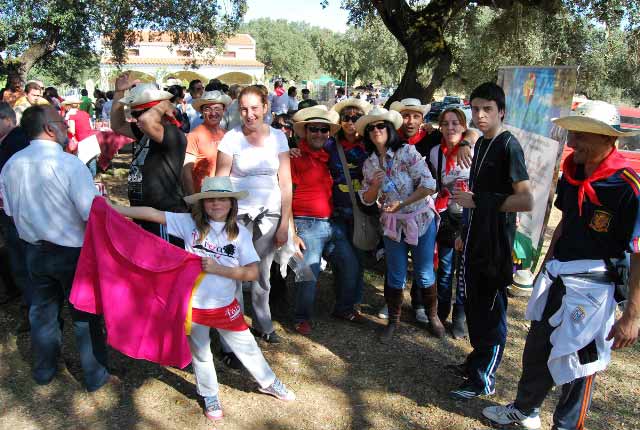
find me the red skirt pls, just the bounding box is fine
[192,299,249,332]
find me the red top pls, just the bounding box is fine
[291,140,333,218]
[67,109,94,142]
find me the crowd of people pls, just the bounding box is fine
[0,71,638,430]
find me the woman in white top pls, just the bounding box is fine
[216,85,292,345]
[428,107,474,339]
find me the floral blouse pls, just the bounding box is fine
[359,144,437,241]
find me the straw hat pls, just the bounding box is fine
[389,98,431,115]
[192,90,232,112]
[61,96,82,106]
[292,105,341,137]
[118,83,173,108]
[183,176,248,205]
[552,100,640,137]
[354,106,403,136]
[331,98,372,115]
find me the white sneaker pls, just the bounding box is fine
[377,304,389,319]
[482,403,541,429]
[415,308,428,324]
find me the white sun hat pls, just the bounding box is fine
[118,83,173,108]
[331,97,372,115]
[183,176,248,205]
[389,98,431,115]
[552,100,640,137]
[292,105,341,137]
[355,106,403,136]
[192,90,232,112]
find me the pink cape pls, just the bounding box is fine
[70,197,202,368]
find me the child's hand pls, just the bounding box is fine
[202,257,220,275]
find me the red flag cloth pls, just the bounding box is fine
[440,140,460,174]
[562,148,629,215]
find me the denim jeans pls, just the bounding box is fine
[293,217,333,322]
[325,217,365,314]
[384,219,437,289]
[436,245,464,307]
[24,241,109,391]
[0,211,30,305]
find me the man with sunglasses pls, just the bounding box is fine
[182,91,231,195]
[111,73,188,246]
[290,106,355,334]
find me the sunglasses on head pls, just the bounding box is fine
[366,123,387,132]
[273,122,292,130]
[307,125,330,134]
[341,114,361,123]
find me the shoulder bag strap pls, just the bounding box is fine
[336,142,360,209]
[437,147,444,191]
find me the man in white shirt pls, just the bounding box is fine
[0,105,113,392]
[285,86,298,114]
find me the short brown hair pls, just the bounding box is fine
[24,82,41,93]
[438,107,468,130]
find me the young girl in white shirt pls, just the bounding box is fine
[112,176,295,421]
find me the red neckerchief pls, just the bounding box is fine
[274,87,285,97]
[299,139,329,163]
[440,139,460,174]
[562,148,629,215]
[339,137,364,152]
[132,100,182,128]
[398,128,426,145]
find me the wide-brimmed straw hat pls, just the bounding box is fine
[183,176,248,205]
[331,98,372,115]
[389,98,431,115]
[292,105,341,137]
[118,83,173,108]
[61,96,82,106]
[192,90,232,112]
[552,100,640,137]
[355,106,403,136]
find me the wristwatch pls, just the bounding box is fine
[458,139,471,147]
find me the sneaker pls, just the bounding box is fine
[203,395,223,421]
[377,304,389,319]
[331,310,366,324]
[482,403,541,429]
[259,378,296,401]
[294,321,312,335]
[449,382,495,400]
[415,308,428,324]
[221,351,242,370]
[251,328,283,344]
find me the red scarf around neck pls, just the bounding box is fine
[299,139,329,163]
[339,137,364,153]
[399,128,426,145]
[440,139,460,174]
[562,148,629,215]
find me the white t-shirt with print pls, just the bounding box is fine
[429,144,473,214]
[166,213,259,309]
[217,127,289,214]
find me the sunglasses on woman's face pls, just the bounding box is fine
[273,122,292,130]
[366,123,387,132]
[307,126,331,134]
[341,114,362,123]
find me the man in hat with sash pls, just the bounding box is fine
[483,100,640,430]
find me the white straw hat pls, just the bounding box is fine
[192,91,232,112]
[118,83,173,108]
[389,98,431,114]
[292,105,341,137]
[61,96,82,106]
[552,100,640,137]
[331,98,372,115]
[184,176,248,205]
[355,106,403,136]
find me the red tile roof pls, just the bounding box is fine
[101,56,264,67]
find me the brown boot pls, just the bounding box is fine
[421,285,445,338]
[379,288,403,344]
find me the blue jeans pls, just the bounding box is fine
[325,218,364,314]
[24,241,109,391]
[0,211,31,306]
[293,217,333,322]
[437,245,464,307]
[384,219,437,289]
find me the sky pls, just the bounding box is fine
[243,0,350,33]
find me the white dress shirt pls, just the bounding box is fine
[0,139,99,247]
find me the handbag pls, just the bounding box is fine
[336,143,381,251]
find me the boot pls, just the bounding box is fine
[379,288,403,344]
[437,301,452,324]
[451,304,467,339]
[421,285,445,338]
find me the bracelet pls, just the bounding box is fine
[458,140,471,147]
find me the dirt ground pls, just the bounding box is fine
[0,157,638,430]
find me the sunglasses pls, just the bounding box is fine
[307,126,331,134]
[273,122,292,130]
[366,123,387,132]
[341,115,362,123]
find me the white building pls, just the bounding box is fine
[99,32,265,89]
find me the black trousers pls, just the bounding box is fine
[514,278,596,430]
